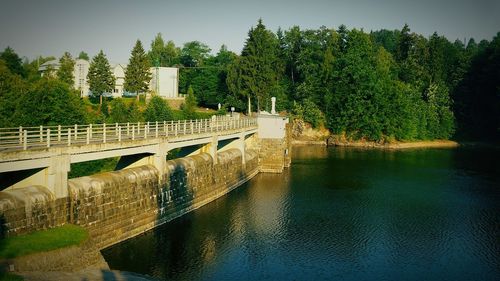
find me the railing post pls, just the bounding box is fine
[163,121,166,136]
[155,121,158,138]
[183,120,186,135]
[118,126,122,142]
[74,124,78,140]
[147,121,150,134]
[175,123,178,136]
[23,130,27,150]
[190,120,193,134]
[132,125,135,140]
[137,122,140,135]
[89,124,93,139]
[103,123,106,143]
[86,127,90,144]
[40,125,43,142]
[18,126,22,144]
[46,129,50,148]
[58,125,61,142]
[67,128,71,146]
[144,123,147,139]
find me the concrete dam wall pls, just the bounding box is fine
[0,149,258,249]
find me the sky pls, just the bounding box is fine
[1,0,499,63]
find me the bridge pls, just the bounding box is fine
[0,116,259,198]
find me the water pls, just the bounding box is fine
[102,146,500,281]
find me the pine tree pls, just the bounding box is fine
[238,19,280,113]
[124,40,151,96]
[57,52,75,86]
[78,51,89,61]
[182,86,197,119]
[87,50,115,105]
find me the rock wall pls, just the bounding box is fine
[0,149,258,251]
[257,123,292,173]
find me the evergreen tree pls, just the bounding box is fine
[144,96,173,122]
[124,40,151,95]
[182,86,198,119]
[78,51,90,61]
[87,50,115,105]
[0,47,25,77]
[128,101,143,122]
[238,19,280,112]
[57,52,75,86]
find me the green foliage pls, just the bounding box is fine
[15,78,86,126]
[292,99,324,128]
[57,52,75,86]
[124,40,151,94]
[87,50,115,103]
[0,60,27,127]
[127,100,144,122]
[148,33,180,66]
[182,86,198,119]
[238,19,281,112]
[0,47,25,77]
[0,224,88,259]
[144,96,173,122]
[78,51,89,61]
[69,157,119,178]
[108,98,129,123]
[180,41,211,67]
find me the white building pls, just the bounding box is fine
[40,58,180,99]
[149,67,179,98]
[74,59,90,97]
[110,63,126,98]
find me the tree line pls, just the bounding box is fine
[0,20,498,141]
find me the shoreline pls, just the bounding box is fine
[293,139,462,149]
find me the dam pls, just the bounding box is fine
[0,113,291,271]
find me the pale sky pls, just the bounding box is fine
[1,0,499,63]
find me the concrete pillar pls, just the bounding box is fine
[238,132,246,165]
[150,141,169,181]
[47,154,71,198]
[201,135,218,164]
[271,96,276,115]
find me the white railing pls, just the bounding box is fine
[0,116,257,152]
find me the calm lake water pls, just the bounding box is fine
[102,146,500,281]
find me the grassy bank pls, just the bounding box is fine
[0,224,88,259]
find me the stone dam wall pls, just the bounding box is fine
[0,149,258,250]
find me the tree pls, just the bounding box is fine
[109,98,129,123]
[182,86,197,119]
[57,52,75,86]
[148,33,180,67]
[144,96,173,122]
[237,19,280,113]
[15,77,86,126]
[180,41,211,67]
[128,101,143,122]
[124,40,151,97]
[0,47,25,77]
[78,51,89,61]
[87,50,115,105]
[0,60,27,127]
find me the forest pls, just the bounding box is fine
[0,20,499,142]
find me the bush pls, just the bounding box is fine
[291,99,324,128]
